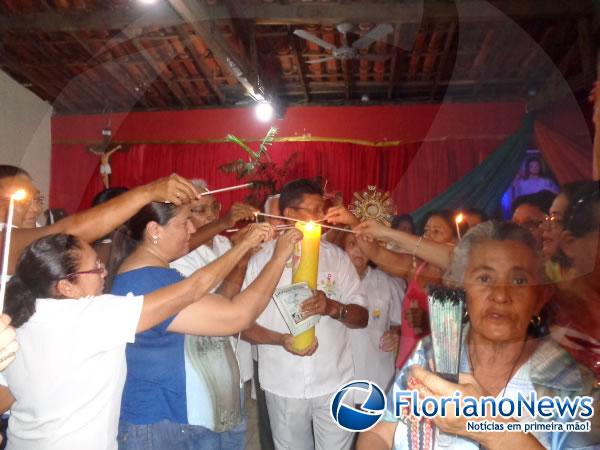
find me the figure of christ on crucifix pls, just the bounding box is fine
[87,144,124,189]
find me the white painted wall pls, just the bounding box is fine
[0,71,53,198]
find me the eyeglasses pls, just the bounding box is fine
[191,203,221,215]
[542,214,563,229]
[62,259,105,279]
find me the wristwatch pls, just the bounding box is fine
[338,304,348,321]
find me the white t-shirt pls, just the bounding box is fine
[244,239,368,399]
[350,267,404,391]
[3,294,143,450]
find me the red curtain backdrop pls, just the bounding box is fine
[56,142,415,212]
[53,139,507,215]
[50,102,527,214]
[534,121,593,184]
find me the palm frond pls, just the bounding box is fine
[259,127,278,159]
[226,134,260,160]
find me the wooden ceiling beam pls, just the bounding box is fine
[0,50,78,110]
[288,25,309,102]
[0,1,593,32]
[429,21,456,100]
[168,0,267,102]
[386,25,402,100]
[36,0,147,109]
[175,29,226,104]
[68,32,153,109]
[124,32,190,107]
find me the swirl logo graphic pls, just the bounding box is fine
[330,380,386,432]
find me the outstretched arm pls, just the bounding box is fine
[354,220,453,271]
[5,174,197,274]
[168,229,303,336]
[188,202,258,250]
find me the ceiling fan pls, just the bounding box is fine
[293,23,393,64]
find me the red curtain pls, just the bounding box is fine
[52,139,506,215]
[534,121,594,184]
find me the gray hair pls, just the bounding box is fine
[264,194,280,214]
[191,178,209,193]
[445,221,546,285]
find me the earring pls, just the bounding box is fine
[152,236,159,245]
[530,315,541,328]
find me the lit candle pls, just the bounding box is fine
[291,221,321,351]
[454,213,464,240]
[0,189,27,312]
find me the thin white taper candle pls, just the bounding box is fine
[0,191,25,312]
[255,212,355,233]
[199,183,253,196]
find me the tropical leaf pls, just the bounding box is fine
[226,134,260,160]
[219,159,247,174]
[258,127,278,160]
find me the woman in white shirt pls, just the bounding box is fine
[1,225,298,450]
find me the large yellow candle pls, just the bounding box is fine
[291,221,321,351]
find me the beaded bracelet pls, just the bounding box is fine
[412,236,424,269]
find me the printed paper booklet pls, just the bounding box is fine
[272,282,320,336]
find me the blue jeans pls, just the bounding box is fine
[117,418,247,450]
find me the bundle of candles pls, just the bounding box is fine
[427,286,466,383]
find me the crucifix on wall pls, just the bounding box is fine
[87,144,125,189]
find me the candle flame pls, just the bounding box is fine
[455,213,464,224]
[12,189,27,201]
[304,221,315,231]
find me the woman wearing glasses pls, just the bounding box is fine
[550,181,600,381]
[540,181,597,282]
[0,222,300,450]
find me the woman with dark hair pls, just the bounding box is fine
[91,187,130,267]
[512,156,559,198]
[550,181,600,380]
[358,221,600,450]
[391,214,416,235]
[0,221,291,450]
[109,201,302,449]
[540,181,597,282]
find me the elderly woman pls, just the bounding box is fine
[358,221,599,450]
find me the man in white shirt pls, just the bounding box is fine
[343,233,403,392]
[242,179,369,450]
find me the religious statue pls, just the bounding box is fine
[87,144,124,189]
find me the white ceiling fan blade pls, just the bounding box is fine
[293,29,337,51]
[357,54,391,62]
[306,56,336,64]
[352,23,394,50]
